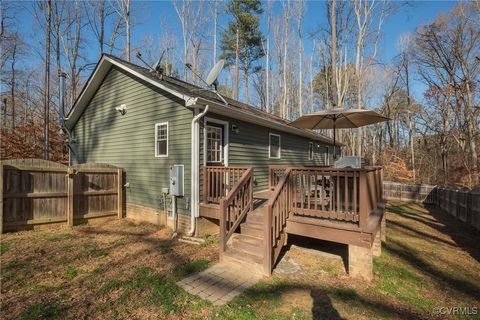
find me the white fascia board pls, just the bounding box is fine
[187,97,339,146]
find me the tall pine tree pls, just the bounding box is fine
[221,0,264,103]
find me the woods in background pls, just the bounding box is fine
[1,0,479,187]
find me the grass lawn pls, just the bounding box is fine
[1,202,479,319]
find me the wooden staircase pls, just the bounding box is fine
[222,208,266,273]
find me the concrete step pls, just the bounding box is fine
[232,234,264,258]
[240,222,264,238]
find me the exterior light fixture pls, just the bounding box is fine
[115,104,127,115]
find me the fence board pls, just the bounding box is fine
[1,159,124,233]
[383,181,480,231]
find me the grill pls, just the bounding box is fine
[334,156,364,169]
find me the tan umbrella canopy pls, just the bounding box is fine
[289,108,390,157]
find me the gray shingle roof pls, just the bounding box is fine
[104,54,293,126]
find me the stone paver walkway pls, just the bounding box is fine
[176,262,262,306]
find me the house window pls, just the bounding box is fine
[320,146,330,165]
[309,142,314,160]
[207,125,223,163]
[269,133,281,159]
[155,122,168,157]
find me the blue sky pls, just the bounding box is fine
[129,0,457,100]
[14,0,459,104]
[131,0,456,61]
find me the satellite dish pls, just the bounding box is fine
[206,59,225,88]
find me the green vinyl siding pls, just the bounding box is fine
[200,113,333,192]
[71,66,193,214]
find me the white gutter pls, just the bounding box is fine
[189,104,209,236]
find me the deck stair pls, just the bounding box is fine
[222,207,266,271]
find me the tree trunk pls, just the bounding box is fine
[298,26,302,117]
[126,3,130,62]
[10,40,16,130]
[213,0,218,64]
[44,0,52,160]
[405,57,415,183]
[330,0,337,108]
[282,18,288,118]
[99,1,105,57]
[235,27,239,100]
[265,38,269,112]
[244,69,249,104]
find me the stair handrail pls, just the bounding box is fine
[219,167,254,259]
[263,167,292,275]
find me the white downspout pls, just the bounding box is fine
[189,105,209,236]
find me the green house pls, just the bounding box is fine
[66,54,337,236]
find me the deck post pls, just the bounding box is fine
[203,166,207,203]
[219,198,226,261]
[348,244,373,281]
[263,205,273,275]
[381,212,387,243]
[372,230,382,257]
[249,174,254,212]
[359,170,368,231]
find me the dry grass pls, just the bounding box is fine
[1,203,479,319]
[0,219,218,319]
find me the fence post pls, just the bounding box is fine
[117,169,123,219]
[67,168,74,227]
[0,163,3,234]
[359,171,368,231]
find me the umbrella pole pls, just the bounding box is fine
[333,121,336,161]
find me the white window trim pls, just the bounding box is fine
[203,117,229,166]
[269,133,281,159]
[309,142,314,160]
[155,122,169,158]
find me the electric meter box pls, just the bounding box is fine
[169,165,184,196]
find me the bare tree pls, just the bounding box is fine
[113,0,131,62]
[85,0,116,58]
[33,0,53,160]
[413,2,480,185]
[61,1,86,106]
[173,0,204,82]
[294,0,305,116]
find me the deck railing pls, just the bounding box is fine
[264,166,384,275]
[268,165,289,190]
[203,166,249,204]
[289,167,383,228]
[264,168,292,275]
[219,168,254,259]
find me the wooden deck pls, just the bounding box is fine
[200,191,384,248]
[200,165,385,276]
[200,190,271,219]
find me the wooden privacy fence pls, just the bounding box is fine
[0,159,124,233]
[383,181,480,231]
[383,181,437,204]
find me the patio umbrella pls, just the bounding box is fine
[289,108,390,157]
